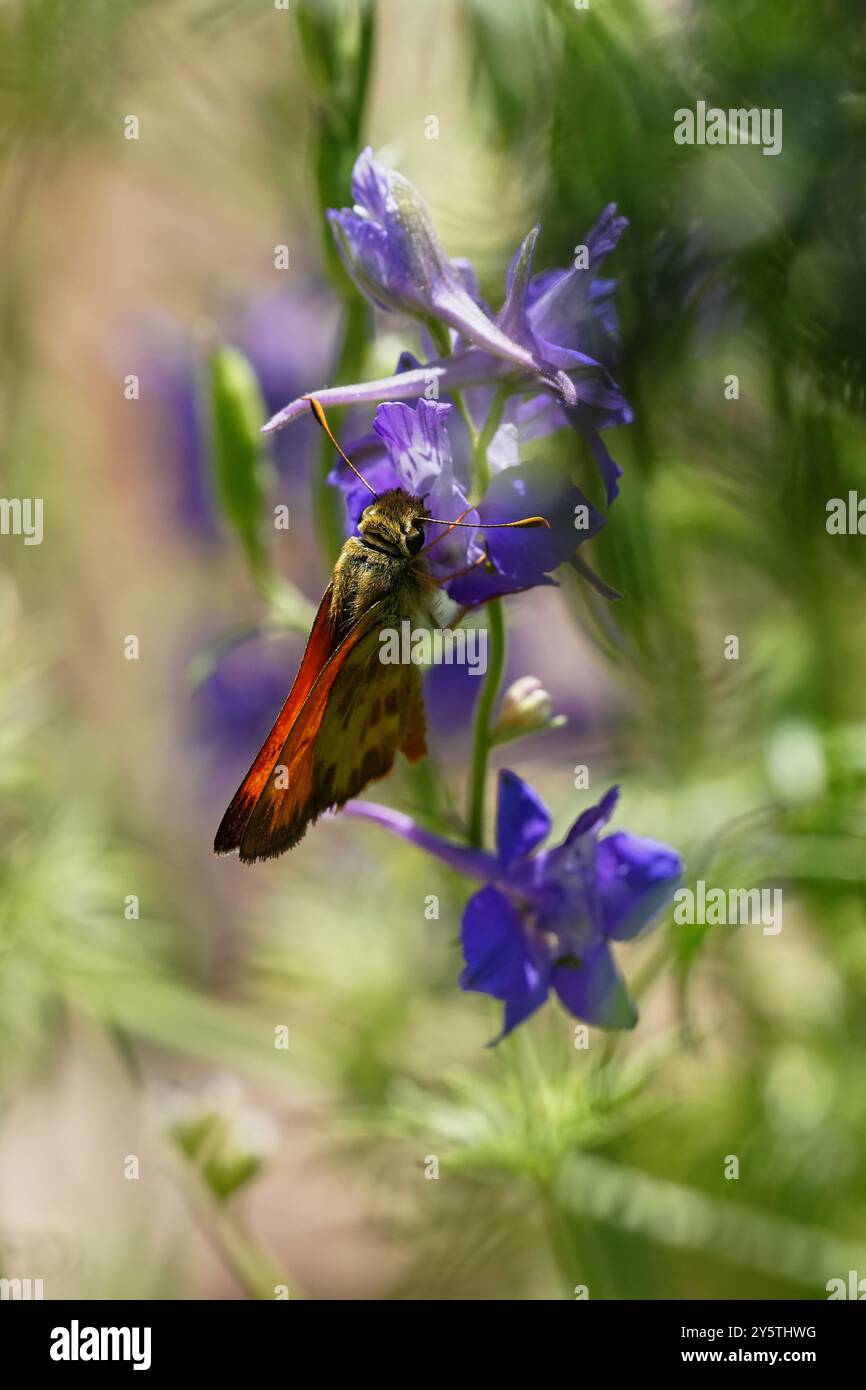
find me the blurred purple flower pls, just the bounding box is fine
[235,287,339,481]
[423,658,482,746]
[190,633,302,791]
[121,289,338,540]
[329,399,603,606]
[346,771,682,1041]
[116,320,216,538]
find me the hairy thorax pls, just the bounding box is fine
[330,537,433,634]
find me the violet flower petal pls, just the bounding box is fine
[553,941,638,1030]
[460,884,540,999]
[496,769,552,868]
[596,831,683,941]
[342,800,498,880]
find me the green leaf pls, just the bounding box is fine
[63,962,294,1090]
[208,344,274,587]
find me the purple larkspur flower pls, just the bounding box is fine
[264,151,631,502]
[487,208,633,503]
[329,398,603,606]
[345,772,682,1041]
[327,147,548,380]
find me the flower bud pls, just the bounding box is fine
[159,1079,278,1202]
[493,676,565,744]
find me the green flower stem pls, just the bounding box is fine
[178,1159,300,1301]
[508,1001,621,1299]
[470,384,507,499]
[405,749,450,829]
[464,385,511,847]
[428,318,452,359]
[467,597,506,847]
[540,1181,618,1300]
[428,318,478,455]
[209,1202,296,1303]
[454,389,479,451]
[540,1183,582,1296]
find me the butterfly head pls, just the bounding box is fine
[358,488,427,559]
[306,397,549,567]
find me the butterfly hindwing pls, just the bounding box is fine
[236,603,427,862]
[310,622,427,807]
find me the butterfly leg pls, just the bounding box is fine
[431,551,489,587]
[446,604,472,630]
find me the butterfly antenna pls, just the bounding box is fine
[305,396,379,499]
[420,506,548,557]
[424,515,550,530]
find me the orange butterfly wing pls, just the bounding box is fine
[214,584,340,855]
[234,603,427,863]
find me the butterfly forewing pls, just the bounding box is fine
[235,603,426,862]
[213,584,339,855]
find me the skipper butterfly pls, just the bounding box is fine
[214,399,547,862]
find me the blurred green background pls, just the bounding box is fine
[1,0,865,1299]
